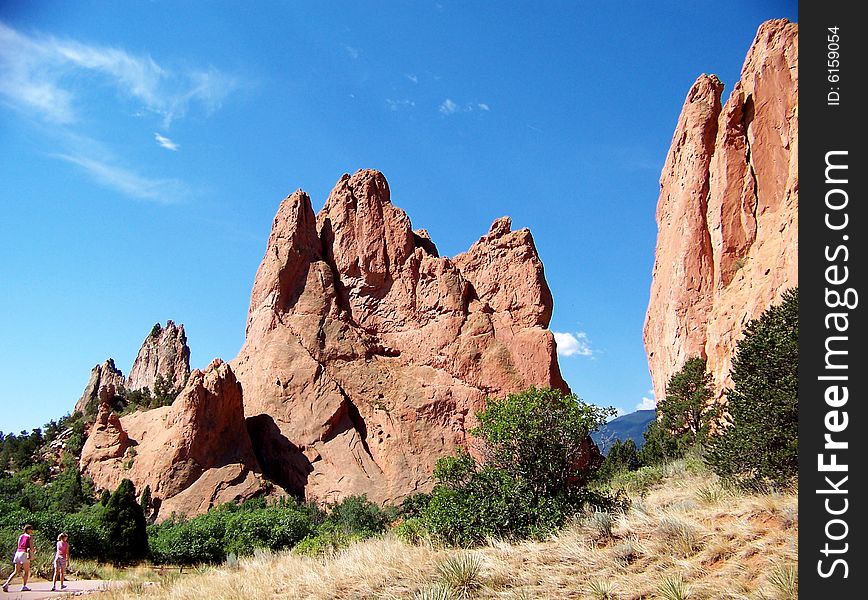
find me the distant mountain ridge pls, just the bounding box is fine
[591,410,656,455]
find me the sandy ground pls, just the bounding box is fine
[1,579,123,599]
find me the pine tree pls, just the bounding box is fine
[139,484,152,521]
[658,356,717,447]
[705,288,798,487]
[101,478,149,563]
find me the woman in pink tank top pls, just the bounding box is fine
[2,524,35,593]
[52,533,70,591]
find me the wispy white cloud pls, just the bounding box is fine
[154,132,179,151]
[553,331,594,358]
[406,74,418,84]
[0,21,237,127]
[635,390,656,411]
[1,21,237,202]
[439,98,458,115]
[439,98,491,116]
[54,153,184,203]
[344,45,361,60]
[386,98,415,111]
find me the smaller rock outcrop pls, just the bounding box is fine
[74,359,126,418]
[80,359,264,520]
[126,320,191,393]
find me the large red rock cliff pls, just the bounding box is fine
[232,169,569,504]
[643,19,798,402]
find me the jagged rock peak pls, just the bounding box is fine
[126,320,191,393]
[644,19,798,403]
[232,168,572,506]
[74,359,126,419]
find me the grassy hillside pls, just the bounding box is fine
[97,460,797,600]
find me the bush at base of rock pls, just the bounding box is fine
[419,388,619,546]
[224,507,316,557]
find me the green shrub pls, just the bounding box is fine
[393,517,428,544]
[399,492,433,519]
[323,494,391,536]
[421,388,616,545]
[148,511,230,565]
[292,528,359,556]
[705,288,798,488]
[223,507,315,557]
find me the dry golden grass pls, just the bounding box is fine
[97,462,797,600]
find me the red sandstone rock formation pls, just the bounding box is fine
[126,320,191,393]
[644,19,798,403]
[80,359,264,519]
[74,359,126,417]
[232,169,570,505]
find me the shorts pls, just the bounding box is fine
[54,557,68,570]
[12,550,29,565]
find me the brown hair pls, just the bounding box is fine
[57,533,68,541]
[23,524,33,533]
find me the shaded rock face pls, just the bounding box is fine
[232,169,569,504]
[80,359,264,520]
[644,19,798,403]
[74,359,126,418]
[126,320,191,393]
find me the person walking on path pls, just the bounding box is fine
[50,533,69,592]
[2,524,35,593]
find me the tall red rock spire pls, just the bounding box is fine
[644,19,798,403]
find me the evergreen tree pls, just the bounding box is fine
[705,288,798,487]
[597,438,640,481]
[637,420,682,465]
[101,478,149,563]
[140,484,152,521]
[658,356,718,448]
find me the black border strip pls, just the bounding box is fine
[799,3,865,595]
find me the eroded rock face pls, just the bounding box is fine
[74,359,126,418]
[644,19,798,402]
[126,320,191,393]
[232,169,570,504]
[80,359,264,520]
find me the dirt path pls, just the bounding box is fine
[1,579,123,599]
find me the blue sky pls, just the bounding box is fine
[0,1,797,435]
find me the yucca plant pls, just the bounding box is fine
[658,573,691,600]
[766,563,797,600]
[437,553,482,598]
[414,583,456,600]
[586,577,615,599]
